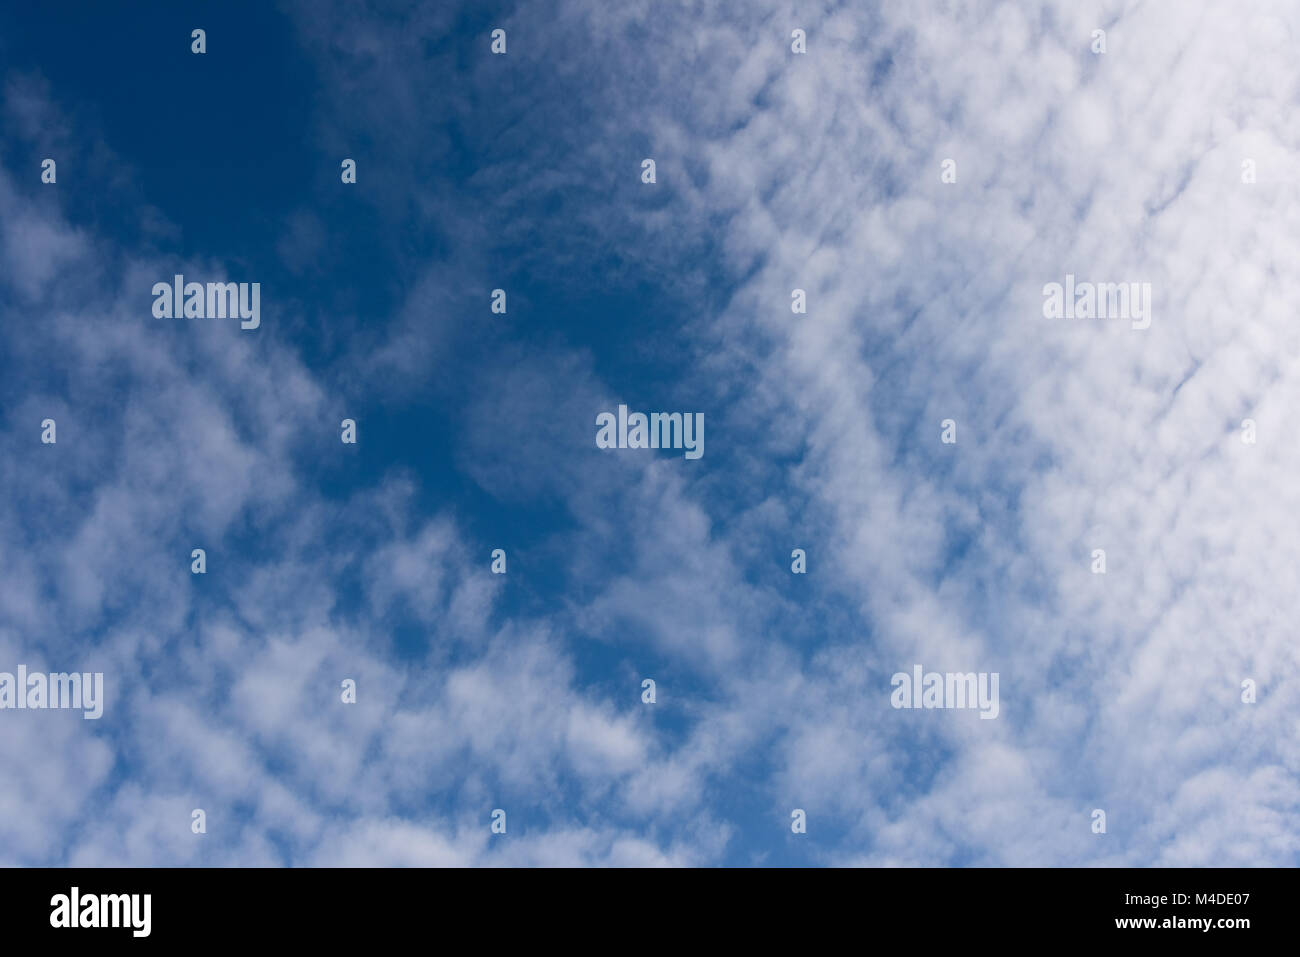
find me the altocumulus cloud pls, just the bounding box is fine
[1,0,1298,867]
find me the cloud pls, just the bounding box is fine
[3,0,1298,867]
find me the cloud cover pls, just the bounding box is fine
[0,0,1297,866]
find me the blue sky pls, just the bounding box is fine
[1,0,1297,866]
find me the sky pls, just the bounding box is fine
[0,0,1297,866]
